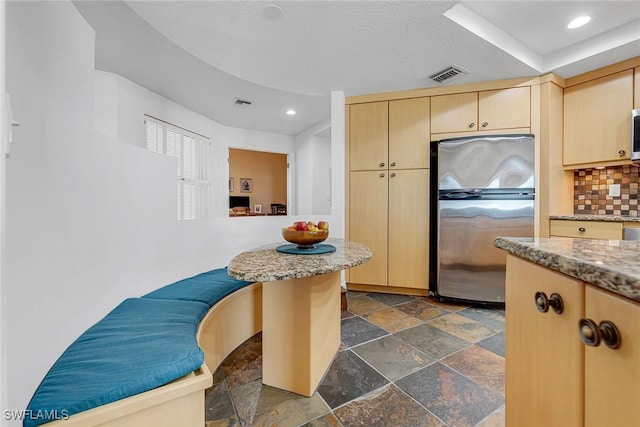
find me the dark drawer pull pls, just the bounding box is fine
[535,291,564,314]
[579,319,621,349]
[578,227,586,232]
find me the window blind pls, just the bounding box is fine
[144,115,211,220]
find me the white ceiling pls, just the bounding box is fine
[73,1,640,137]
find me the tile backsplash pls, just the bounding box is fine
[574,165,640,217]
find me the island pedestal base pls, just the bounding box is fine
[262,271,341,397]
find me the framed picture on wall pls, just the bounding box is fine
[228,177,233,192]
[254,204,262,214]
[240,178,252,193]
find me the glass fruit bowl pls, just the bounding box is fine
[282,228,329,249]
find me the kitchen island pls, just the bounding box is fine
[228,238,371,397]
[495,236,640,302]
[495,236,639,426]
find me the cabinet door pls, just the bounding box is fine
[584,285,640,427]
[389,98,430,169]
[349,102,388,171]
[348,171,388,286]
[505,256,584,427]
[479,86,530,130]
[431,92,478,133]
[388,169,429,288]
[564,70,633,166]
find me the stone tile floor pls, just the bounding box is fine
[205,292,506,427]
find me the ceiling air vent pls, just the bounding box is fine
[429,65,469,84]
[234,98,252,107]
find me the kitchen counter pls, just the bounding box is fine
[550,214,640,222]
[228,237,371,282]
[494,236,640,303]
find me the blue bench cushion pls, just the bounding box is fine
[25,298,209,427]
[142,267,252,307]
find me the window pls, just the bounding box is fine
[144,115,211,220]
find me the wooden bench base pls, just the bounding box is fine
[197,282,263,372]
[44,367,211,426]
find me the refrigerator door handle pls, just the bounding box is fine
[441,190,482,199]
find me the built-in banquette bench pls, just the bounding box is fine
[24,268,263,427]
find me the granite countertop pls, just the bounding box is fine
[495,237,640,303]
[550,214,640,222]
[228,238,372,282]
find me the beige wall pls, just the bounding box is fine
[229,148,287,213]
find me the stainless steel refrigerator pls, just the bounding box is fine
[429,134,535,304]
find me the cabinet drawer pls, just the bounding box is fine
[549,220,622,239]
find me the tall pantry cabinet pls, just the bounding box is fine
[347,97,430,293]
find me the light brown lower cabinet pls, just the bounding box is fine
[583,284,640,427]
[549,219,622,239]
[505,255,640,427]
[347,169,429,291]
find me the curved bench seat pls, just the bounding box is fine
[26,268,263,427]
[142,267,252,307]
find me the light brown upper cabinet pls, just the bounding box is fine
[349,101,388,171]
[349,98,429,171]
[479,87,531,130]
[430,92,478,134]
[388,97,430,169]
[563,69,633,167]
[431,87,530,134]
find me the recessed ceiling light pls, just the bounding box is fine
[286,109,296,116]
[263,5,283,21]
[567,15,592,30]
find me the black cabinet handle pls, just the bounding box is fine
[579,318,621,349]
[599,320,621,349]
[535,291,564,314]
[468,123,475,128]
[618,150,626,156]
[390,173,396,177]
[390,162,396,167]
[482,122,489,128]
[379,162,385,168]
[379,173,385,178]
[578,227,586,232]
[579,318,600,346]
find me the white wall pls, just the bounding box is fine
[330,91,346,237]
[312,136,332,215]
[294,130,314,214]
[294,119,331,215]
[4,1,345,417]
[94,71,297,218]
[0,0,8,424]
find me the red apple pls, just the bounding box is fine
[293,221,309,231]
[318,221,329,231]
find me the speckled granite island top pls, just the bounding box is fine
[228,238,372,282]
[495,237,640,303]
[550,214,640,222]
